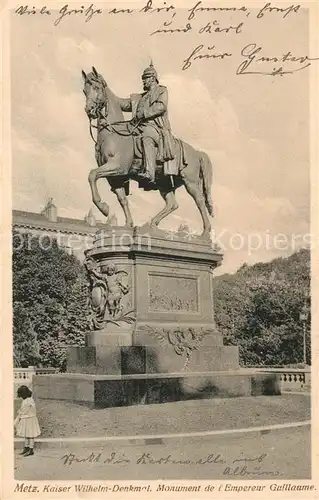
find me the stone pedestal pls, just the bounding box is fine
[33,226,280,407]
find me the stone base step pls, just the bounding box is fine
[33,370,281,409]
[67,344,239,375]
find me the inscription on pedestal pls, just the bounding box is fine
[148,273,199,312]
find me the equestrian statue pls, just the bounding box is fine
[82,64,214,237]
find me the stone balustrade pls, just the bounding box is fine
[247,367,311,392]
[14,367,35,388]
[14,367,58,390]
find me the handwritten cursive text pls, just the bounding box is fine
[182,44,232,70]
[61,451,130,466]
[54,4,102,26]
[236,43,318,76]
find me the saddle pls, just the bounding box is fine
[129,134,188,190]
[99,119,189,194]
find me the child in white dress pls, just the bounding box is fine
[14,385,41,456]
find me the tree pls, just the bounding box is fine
[13,302,40,367]
[214,249,311,366]
[13,232,89,369]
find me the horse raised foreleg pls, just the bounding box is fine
[150,189,179,227]
[183,179,211,238]
[88,161,127,219]
[88,168,110,218]
[114,186,133,228]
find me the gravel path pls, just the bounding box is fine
[32,394,310,438]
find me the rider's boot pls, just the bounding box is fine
[140,136,157,187]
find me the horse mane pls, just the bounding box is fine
[86,71,124,121]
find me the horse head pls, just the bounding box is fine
[82,66,108,120]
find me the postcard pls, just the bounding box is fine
[1,0,318,498]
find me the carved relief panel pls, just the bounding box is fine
[148,273,199,313]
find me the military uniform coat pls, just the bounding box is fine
[118,85,175,163]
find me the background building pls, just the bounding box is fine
[13,198,117,259]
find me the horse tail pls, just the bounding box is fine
[199,151,214,217]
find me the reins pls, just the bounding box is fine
[86,78,142,144]
[88,116,142,145]
[89,120,98,145]
[103,119,142,136]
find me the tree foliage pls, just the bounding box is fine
[13,233,89,369]
[13,302,40,367]
[214,249,311,366]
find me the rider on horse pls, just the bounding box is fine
[118,62,176,186]
[83,65,214,235]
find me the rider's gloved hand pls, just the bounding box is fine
[136,108,144,120]
[99,116,108,128]
[131,117,141,126]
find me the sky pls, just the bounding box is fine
[10,4,311,273]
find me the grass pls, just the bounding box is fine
[30,394,310,438]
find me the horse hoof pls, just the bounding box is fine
[96,202,109,217]
[201,230,211,240]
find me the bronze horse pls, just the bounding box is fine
[82,67,214,237]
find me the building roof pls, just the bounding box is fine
[12,209,110,236]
